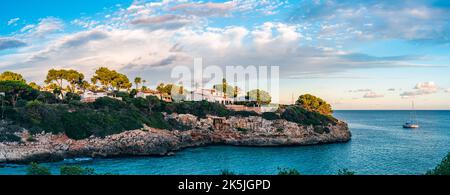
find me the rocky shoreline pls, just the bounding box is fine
[0,114,351,164]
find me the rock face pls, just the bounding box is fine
[0,114,351,164]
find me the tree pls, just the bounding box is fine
[0,71,26,83]
[296,94,333,115]
[37,91,58,104]
[248,89,271,105]
[233,86,239,98]
[64,70,84,92]
[91,67,116,91]
[60,166,95,175]
[156,83,174,95]
[277,168,300,175]
[426,152,450,175]
[0,81,35,107]
[79,80,90,92]
[337,169,356,175]
[45,69,66,90]
[112,73,132,91]
[142,80,147,90]
[92,67,131,91]
[28,82,41,90]
[27,163,52,175]
[134,77,142,90]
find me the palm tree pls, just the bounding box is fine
[142,79,147,91]
[134,77,142,91]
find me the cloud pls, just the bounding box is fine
[290,0,450,42]
[0,1,446,84]
[349,89,372,93]
[363,91,384,98]
[7,18,20,26]
[0,38,27,51]
[400,81,440,98]
[21,17,64,36]
[170,2,236,17]
[59,30,109,48]
[130,15,192,30]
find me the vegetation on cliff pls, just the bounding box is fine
[0,70,339,141]
[426,152,450,175]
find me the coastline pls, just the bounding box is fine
[0,114,351,164]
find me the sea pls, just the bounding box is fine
[1,110,450,175]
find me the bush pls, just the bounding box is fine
[281,105,337,126]
[64,92,81,103]
[36,91,58,104]
[93,97,128,110]
[236,127,248,133]
[337,169,355,175]
[220,169,236,175]
[0,133,21,142]
[27,163,52,175]
[60,166,95,175]
[169,101,230,118]
[296,94,333,115]
[262,112,280,120]
[147,112,171,130]
[426,152,450,175]
[277,168,300,175]
[233,110,259,117]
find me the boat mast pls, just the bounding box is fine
[412,101,418,125]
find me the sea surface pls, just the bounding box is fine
[1,110,450,175]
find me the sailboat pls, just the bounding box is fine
[403,101,419,129]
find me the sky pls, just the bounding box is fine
[0,0,450,110]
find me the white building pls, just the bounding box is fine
[80,91,108,103]
[186,89,235,105]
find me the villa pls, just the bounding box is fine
[136,90,172,102]
[80,91,123,103]
[186,89,235,105]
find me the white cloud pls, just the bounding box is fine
[0,38,27,51]
[363,91,384,98]
[21,17,64,37]
[400,81,440,98]
[349,89,371,93]
[0,1,444,84]
[7,18,20,26]
[170,2,236,17]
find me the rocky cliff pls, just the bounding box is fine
[0,114,351,164]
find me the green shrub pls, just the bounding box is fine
[36,91,58,104]
[27,163,52,175]
[220,169,236,175]
[236,127,248,133]
[337,169,355,175]
[93,97,128,110]
[64,92,81,103]
[26,134,37,142]
[147,112,171,130]
[281,105,337,126]
[277,168,300,175]
[426,152,450,175]
[60,166,95,175]
[262,112,280,120]
[0,133,21,142]
[233,110,259,117]
[296,94,333,115]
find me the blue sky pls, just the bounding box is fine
[1,0,450,109]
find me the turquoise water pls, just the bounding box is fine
[1,110,450,175]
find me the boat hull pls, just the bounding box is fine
[403,124,419,129]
